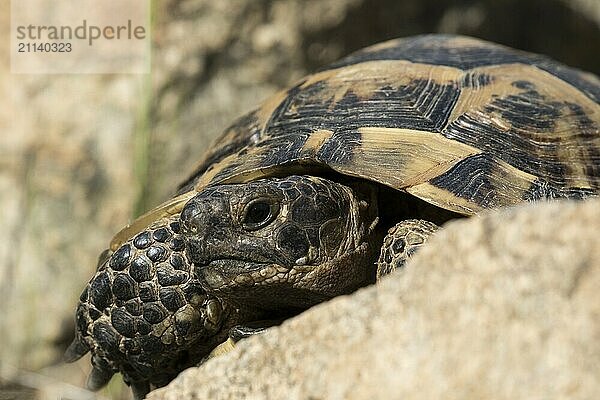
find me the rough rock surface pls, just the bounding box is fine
[149,199,600,400]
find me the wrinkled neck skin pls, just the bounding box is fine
[181,175,380,313]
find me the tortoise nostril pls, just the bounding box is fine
[180,200,203,236]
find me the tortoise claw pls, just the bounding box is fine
[86,364,114,391]
[228,319,283,342]
[63,337,89,363]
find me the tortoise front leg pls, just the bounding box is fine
[376,219,439,280]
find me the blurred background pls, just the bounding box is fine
[0,0,598,398]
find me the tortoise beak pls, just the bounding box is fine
[180,198,211,265]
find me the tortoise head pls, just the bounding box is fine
[180,175,379,311]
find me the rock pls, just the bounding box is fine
[148,199,600,400]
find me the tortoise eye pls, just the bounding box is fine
[242,198,279,230]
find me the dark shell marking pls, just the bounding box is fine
[181,35,598,214]
[324,34,600,103]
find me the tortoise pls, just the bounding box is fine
[65,34,600,398]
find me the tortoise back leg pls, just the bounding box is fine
[376,219,439,280]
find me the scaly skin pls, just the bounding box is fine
[66,175,439,398]
[376,219,440,279]
[180,175,380,311]
[65,217,251,398]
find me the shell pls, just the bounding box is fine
[112,34,599,249]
